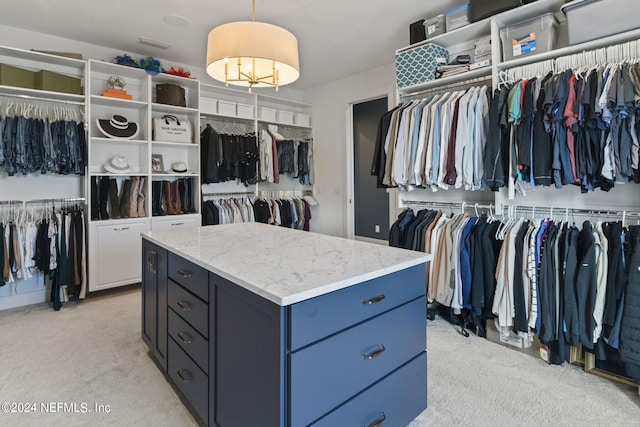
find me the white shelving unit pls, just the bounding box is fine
[397,0,568,97]
[86,60,201,292]
[0,46,86,310]
[199,83,314,198]
[394,0,640,212]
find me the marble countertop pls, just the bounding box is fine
[142,223,430,306]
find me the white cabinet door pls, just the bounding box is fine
[92,221,148,290]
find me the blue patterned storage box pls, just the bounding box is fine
[396,43,449,89]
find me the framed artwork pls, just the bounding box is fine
[151,154,164,173]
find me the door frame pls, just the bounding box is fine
[346,88,395,240]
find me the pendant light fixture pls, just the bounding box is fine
[206,0,300,92]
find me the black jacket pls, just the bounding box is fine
[620,225,640,380]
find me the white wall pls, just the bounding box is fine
[307,62,396,237]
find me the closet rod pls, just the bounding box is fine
[202,191,255,198]
[400,75,492,99]
[257,189,313,197]
[502,36,640,80]
[200,114,254,122]
[402,200,492,209]
[501,204,640,218]
[0,92,85,106]
[259,122,313,133]
[0,197,85,205]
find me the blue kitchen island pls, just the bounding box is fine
[141,222,429,426]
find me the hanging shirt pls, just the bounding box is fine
[426,93,451,188]
[414,95,441,186]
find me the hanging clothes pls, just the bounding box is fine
[390,206,640,377]
[258,128,314,185]
[488,64,640,195]
[201,196,313,232]
[371,85,490,192]
[200,125,259,186]
[0,202,86,310]
[0,112,85,176]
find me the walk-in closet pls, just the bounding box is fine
[0,1,638,426]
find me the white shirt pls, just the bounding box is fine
[473,86,490,190]
[414,95,440,186]
[425,92,450,188]
[454,88,474,188]
[593,222,608,342]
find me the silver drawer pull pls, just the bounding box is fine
[171,222,185,226]
[362,344,385,360]
[362,294,385,305]
[177,369,193,383]
[177,331,192,344]
[178,269,192,278]
[114,226,130,231]
[176,300,192,311]
[365,412,386,427]
[147,251,156,273]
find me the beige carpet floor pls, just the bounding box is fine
[0,285,638,426]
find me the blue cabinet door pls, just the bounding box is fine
[142,240,167,371]
[212,273,286,427]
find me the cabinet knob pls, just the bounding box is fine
[177,331,192,344]
[362,344,386,360]
[362,294,385,305]
[178,269,193,278]
[176,300,192,311]
[177,369,193,383]
[364,412,386,427]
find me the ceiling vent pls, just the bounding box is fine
[137,37,172,50]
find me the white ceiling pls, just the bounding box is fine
[0,0,458,90]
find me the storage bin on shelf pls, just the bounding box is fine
[35,70,82,94]
[561,0,640,45]
[277,110,294,125]
[499,12,558,61]
[425,15,445,39]
[200,98,217,115]
[217,100,236,117]
[0,63,35,89]
[470,0,529,22]
[294,113,311,127]
[445,3,471,31]
[395,43,449,89]
[237,103,255,119]
[259,107,277,122]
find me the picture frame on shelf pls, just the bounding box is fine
[151,154,164,173]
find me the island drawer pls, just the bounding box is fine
[168,339,208,423]
[289,297,426,427]
[168,253,209,302]
[168,279,209,338]
[289,264,425,350]
[310,352,427,427]
[168,308,209,374]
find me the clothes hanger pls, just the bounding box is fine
[498,70,512,90]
